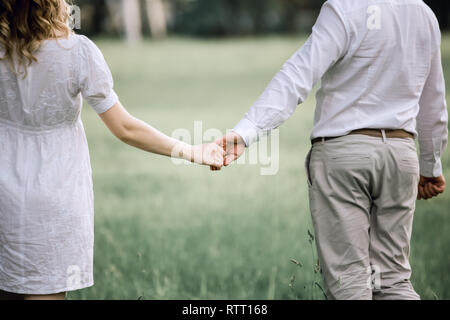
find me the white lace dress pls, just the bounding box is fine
[0,34,118,294]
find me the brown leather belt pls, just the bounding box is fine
[311,129,414,145]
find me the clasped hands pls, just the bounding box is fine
[185,132,245,170]
[209,132,246,171]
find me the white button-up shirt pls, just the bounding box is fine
[233,0,448,177]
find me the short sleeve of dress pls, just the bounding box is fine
[77,35,119,114]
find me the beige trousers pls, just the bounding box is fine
[306,134,421,300]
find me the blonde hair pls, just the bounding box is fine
[0,0,73,76]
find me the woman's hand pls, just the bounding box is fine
[175,143,225,169]
[189,143,225,169]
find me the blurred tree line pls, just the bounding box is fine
[74,0,325,39]
[74,0,450,40]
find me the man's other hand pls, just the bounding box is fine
[417,175,446,200]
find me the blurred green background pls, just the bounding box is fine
[66,34,450,300]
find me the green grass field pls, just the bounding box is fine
[68,36,450,300]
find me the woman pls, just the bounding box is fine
[0,0,224,300]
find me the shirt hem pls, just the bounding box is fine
[0,281,94,295]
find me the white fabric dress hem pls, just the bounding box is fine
[0,281,94,295]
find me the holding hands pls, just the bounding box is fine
[176,143,225,170]
[210,132,246,171]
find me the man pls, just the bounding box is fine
[216,0,448,300]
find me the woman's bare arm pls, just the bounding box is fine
[99,102,224,168]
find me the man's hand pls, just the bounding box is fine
[210,132,246,171]
[417,175,446,200]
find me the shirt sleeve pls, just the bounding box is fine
[78,35,119,114]
[233,1,349,146]
[417,46,449,178]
